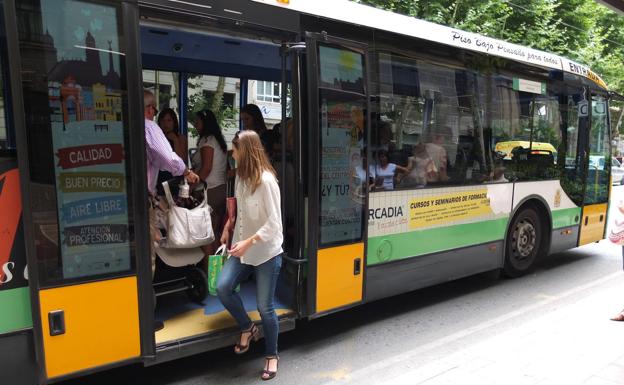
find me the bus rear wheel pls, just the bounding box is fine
[504,207,542,278]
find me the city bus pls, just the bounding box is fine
[0,0,617,383]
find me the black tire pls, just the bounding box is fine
[186,267,208,303]
[504,207,542,278]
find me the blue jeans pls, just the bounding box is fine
[216,254,282,356]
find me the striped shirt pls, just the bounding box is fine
[145,118,186,194]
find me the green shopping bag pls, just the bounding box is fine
[208,244,227,296]
[207,245,240,296]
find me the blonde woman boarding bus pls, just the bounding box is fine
[218,130,283,381]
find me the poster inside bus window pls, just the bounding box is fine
[318,45,365,94]
[319,97,366,245]
[41,0,131,279]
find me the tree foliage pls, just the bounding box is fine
[186,75,238,138]
[355,0,624,94]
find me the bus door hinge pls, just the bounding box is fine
[281,42,306,56]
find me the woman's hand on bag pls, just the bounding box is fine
[228,238,252,258]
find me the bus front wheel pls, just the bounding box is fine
[504,207,542,277]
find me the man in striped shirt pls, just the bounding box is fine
[144,90,199,281]
[144,90,198,193]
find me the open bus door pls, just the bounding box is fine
[305,33,369,317]
[579,92,610,245]
[6,0,154,383]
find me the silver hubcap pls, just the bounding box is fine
[513,220,536,259]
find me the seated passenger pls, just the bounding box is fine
[485,151,508,183]
[491,166,508,183]
[372,149,409,191]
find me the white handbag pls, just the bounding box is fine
[162,181,214,248]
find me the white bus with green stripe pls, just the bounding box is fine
[0,0,617,384]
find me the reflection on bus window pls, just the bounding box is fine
[374,53,479,188]
[318,44,366,246]
[485,75,561,182]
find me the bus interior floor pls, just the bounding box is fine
[154,277,295,344]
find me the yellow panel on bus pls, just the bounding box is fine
[578,203,608,246]
[316,243,363,313]
[39,276,140,378]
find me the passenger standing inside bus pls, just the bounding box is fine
[218,130,282,380]
[241,104,271,153]
[144,90,199,275]
[191,110,228,256]
[158,108,187,163]
[373,149,409,191]
[155,108,185,193]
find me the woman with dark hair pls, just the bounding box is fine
[241,103,267,134]
[191,109,228,255]
[241,103,274,154]
[157,108,187,162]
[373,149,409,191]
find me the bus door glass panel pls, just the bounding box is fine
[557,88,586,207]
[579,94,610,245]
[312,40,368,314]
[15,0,140,380]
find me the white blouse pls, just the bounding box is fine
[191,136,227,189]
[232,171,283,266]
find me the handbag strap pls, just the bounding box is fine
[215,244,227,256]
[162,181,175,206]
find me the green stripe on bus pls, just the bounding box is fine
[0,287,33,334]
[367,218,509,265]
[552,207,581,229]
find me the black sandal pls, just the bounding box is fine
[234,323,259,354]
[261,356,279,381]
